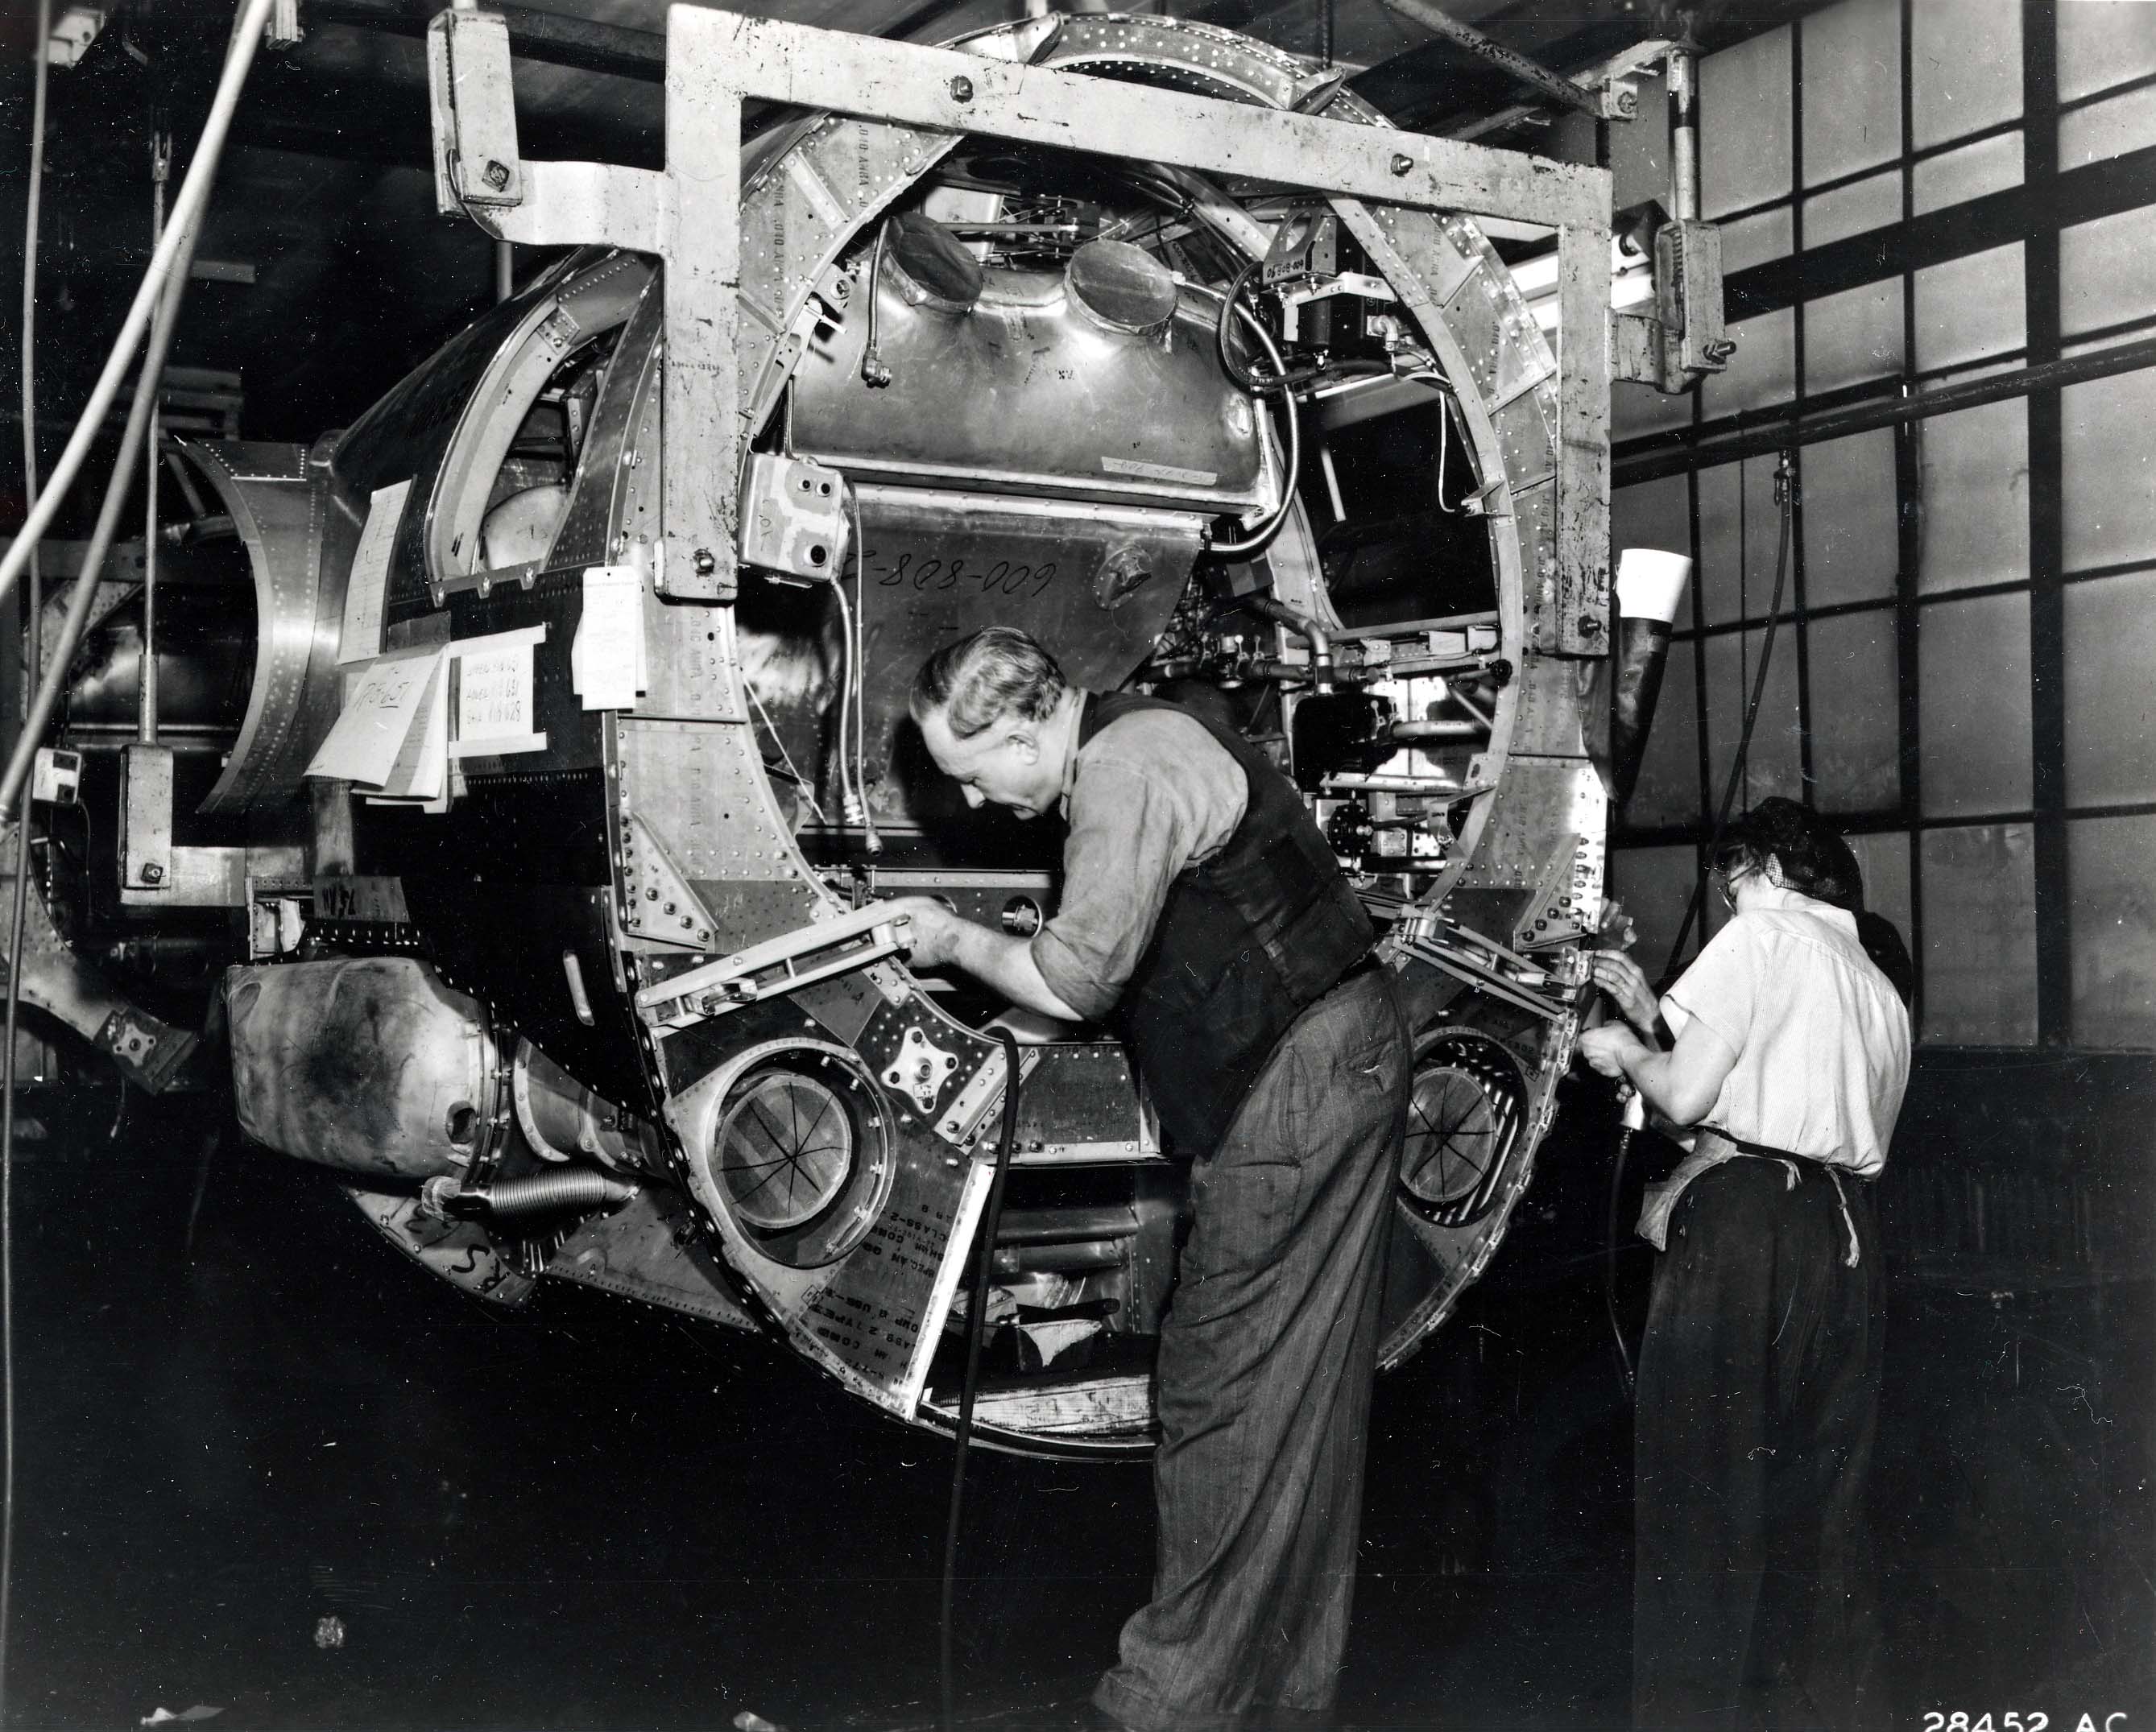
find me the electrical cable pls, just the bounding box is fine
[2,6,52,1708]
[1184,277,1301,561]
[0,0,277,612]
[847,490,879,855]
[829,568,861,835]
[940,1028,1023,1732]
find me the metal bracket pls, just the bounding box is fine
[633,903,912,1031]
[618,812,721,949]
[935,1040,1045,1148]
[426,9,525,213]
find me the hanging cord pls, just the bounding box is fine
[2,6,53,1709]
[745,682,828,826]
[0,0,276,610]
[1599,449,1797,1404]
[941,1029,1024,1732]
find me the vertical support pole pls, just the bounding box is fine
[1556,216,1613,655]
[494,238,515,304]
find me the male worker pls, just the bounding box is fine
[885,626,1410,1732]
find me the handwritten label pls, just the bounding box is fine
[305,644,442,787]
[443,624,548,759]
[337,479,411,666]
[863,548,1058,599]
[458,642,532,738]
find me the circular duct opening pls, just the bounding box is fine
[1398,1031,1528,1230]
[702,1052,895,1268]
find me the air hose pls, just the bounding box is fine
[941,1028,1024,1732]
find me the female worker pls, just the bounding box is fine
[1578,797,1912,1731]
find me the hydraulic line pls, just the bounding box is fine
[941,1029,1023,1732]
[0,0,277,612]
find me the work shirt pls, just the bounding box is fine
[1640,902,1911,1249]
[1029,696,1247,1023]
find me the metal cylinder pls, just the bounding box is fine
[227,957,500,1180]
[991,1240,1124,1277]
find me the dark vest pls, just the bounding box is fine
[1078,692,1374,1155]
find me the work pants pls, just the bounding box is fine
[1634,1157,1885,1732]
[1094,968,1409,1732]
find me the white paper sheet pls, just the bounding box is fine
[338,479,412,666]
[449,628,548,757]
[369,652,448,802]
[572,565,644,710]
[304,644,442,787]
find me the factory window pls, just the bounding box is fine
[1695,456,1788,626]
[1801,431,1897,607]
[1910,0,2023,151]
[1914,246,2026,372]
[1919,824,2038,1045]
[1801,0,1901,185]
[1607,0,2156,1051]
[1806,611,1901,813]
[1917,400,2029,594]
[2061,370,2156,568]
[2062,570,2156,808]
[1918,592,2033,819]
[1913,130,2025,213]
[1700,26,1793,217]
[1703,626,1804,805]
[2068,815,2156,1048]
[2058,0,2156,101]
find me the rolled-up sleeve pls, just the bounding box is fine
[1030,714,1245,1022]
[1663,921,1760,1057]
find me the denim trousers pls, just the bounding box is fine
[1095,968,1409,1732]
[1633,1157,1885,1732]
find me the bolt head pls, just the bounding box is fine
[948,74,974,102]
[693,548,718,577]
[482,159,511,190]
[1616,89,1638,118]
[1390,152,1413,176]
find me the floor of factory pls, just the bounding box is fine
[4,1086,2148,1731]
